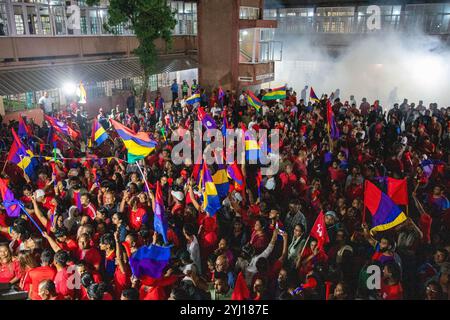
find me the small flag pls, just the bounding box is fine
[198,107,217,130]
[231,272,250,300]
[201,162,221,216]
[0,178,21,218]
[262,86,286,101]
[309,87,320,103]
[91,119,108,146]
[154,181,168,243]
[7,129,37,179]
[247,90,262,111]
[185,93,201,105]
[212,164,229,199]
[309,211,330,250]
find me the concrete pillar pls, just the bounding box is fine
[198,0,239,93]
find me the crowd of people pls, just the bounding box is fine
[0,82,449,300]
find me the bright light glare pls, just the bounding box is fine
[62,82,77,95]
[242,30,248,36]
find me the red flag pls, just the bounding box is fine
[387,177,408,205]
[309,211,329,250]
[231,272,250,300]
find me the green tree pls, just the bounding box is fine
[86,0,176,104]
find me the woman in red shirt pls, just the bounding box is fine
[381,262,403,300]
[18,250,39,292]
[0,244,21,285]
[250,218,269,255]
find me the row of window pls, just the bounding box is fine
[0,0,197,36]
[264,4,450,34]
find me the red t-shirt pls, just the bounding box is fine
[129,207,147,231]
[54,267,75,299]
[27,266,57,300]
[381,282,403,300]
[58,238,79,256]
[82,203,97,220]
[76,248,102,270]
[0,260,21,283]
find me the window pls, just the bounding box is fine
[316,7,355,33]
[38,6,52,35]
[240,6,259,20]
[14,13,25,35]
[0,3,8,35]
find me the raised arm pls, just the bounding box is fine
[278,231,289,263]
[31,195,48,227]
[42,231,61,253]
[362,223,378,248]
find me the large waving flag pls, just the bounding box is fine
[247,90,262,112]
[110,119,157,163]
[420,158,445,179]
[129,244,171,279]
[0,178,21,218]
[309,87,320,103]
[91,119,109,146]
[262,86,286,101]
[197,107,217,130]
[7,129,37,179]
[364,180,408,233]
[18,117,32,140]
[212,164,229,199]
[310,211,330,250]
[44,115,80,140]
[154,181,168,243]
[185,93,201,105]
[326,99,340,140]
[201,162,221,216]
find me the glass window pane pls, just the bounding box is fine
[0,4,9,35]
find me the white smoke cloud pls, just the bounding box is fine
[273,31,450,108]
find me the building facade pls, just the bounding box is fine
[0,0,198,118]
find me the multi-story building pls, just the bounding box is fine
[0,0,199,120]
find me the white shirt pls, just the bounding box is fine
[187,236,202,275]
[211,106,221,118]
[39,96,52,113]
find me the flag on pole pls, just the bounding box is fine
[201,162,221,216]
[247,90,262,111]
[212,164,229,199]
[154,181,168,243]
[110,119,157,163]
[262,86,286,101]
[309,211,330,250]
[218,86,225,104]
[309,87,320,103]
[185,93,201,105]
[18,117,32,140]
[44,115,80,140]
[231,272,250,300]
[197,107,217,130]
[91,119,109,146]
[364,180,408,233]
[7,129,37,179]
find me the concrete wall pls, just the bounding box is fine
[198,0,239,92]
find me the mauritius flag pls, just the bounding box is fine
[200,162,221,216]
[247,90,262,111]
[110,119,157,163]
[262,86,286,101]
[7,128,37,179]
[212,164,229,199]
[364,180,408,233]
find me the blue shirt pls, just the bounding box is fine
[171,83,179,93]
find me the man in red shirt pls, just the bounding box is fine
[75,233,102,271]
[127,197,147,231]
[80,193,97,220]
[27,249,57,300]
[53,250,75,299]
[38,279,64,300]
